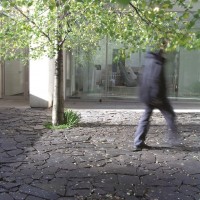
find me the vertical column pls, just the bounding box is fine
[29,57,54,108]
[63,50,72,98]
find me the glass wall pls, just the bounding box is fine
[71,38,142,99]
[70,38,200,100]
[2,49,28,98]
[178,49,200,98]
[4,59,25,96]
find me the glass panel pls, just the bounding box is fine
[4,58,25,96]
[71,40,200,99]
[178,49,200,98]
[165,51,180,97]
[71,39,144,99]
[104,45,142,98]
[72,38,107,99]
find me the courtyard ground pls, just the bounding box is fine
[0,99,200,200]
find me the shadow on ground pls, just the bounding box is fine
[0,108,200,200]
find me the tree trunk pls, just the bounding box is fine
[52,47,64,126]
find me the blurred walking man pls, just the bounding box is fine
[133,45,181,151]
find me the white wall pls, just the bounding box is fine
[29,57,54,107]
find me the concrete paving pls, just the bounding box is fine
[0,99,200,199]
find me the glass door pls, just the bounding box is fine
[2,54,29,99]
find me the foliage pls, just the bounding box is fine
[0,0,200,61]
[1,0,200,125]
[45,109,80,129]
[0,0,105,60]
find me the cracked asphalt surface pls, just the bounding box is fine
[0,104,200,200]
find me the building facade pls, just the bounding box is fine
[1,42,200,108]
[1,2,200,107]
[68,40,200,101]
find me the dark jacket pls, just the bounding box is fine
[139,50,167,105]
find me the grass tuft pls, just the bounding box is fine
[45,110,80,129]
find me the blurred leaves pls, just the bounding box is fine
[0,0,200,61]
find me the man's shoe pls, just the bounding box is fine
[133,143,152,151]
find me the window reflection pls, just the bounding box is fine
[72,39,200,99]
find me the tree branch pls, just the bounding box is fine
[129,2,151,25]
[128,2,169,34]
[60,11,71,20]
[60,21,72,46]
[13,5,52,43]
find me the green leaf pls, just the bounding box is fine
[162,3,173,9]
[115,0,131,5]
[27,1,33,7]
[42,0,48,3]
[194,13,200,19]
[49,0,56,10]
[1,1,9,8]
[196,33,200,39]
[182,12,189,19]
[187,20,196,29]
[64,5,70,11]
